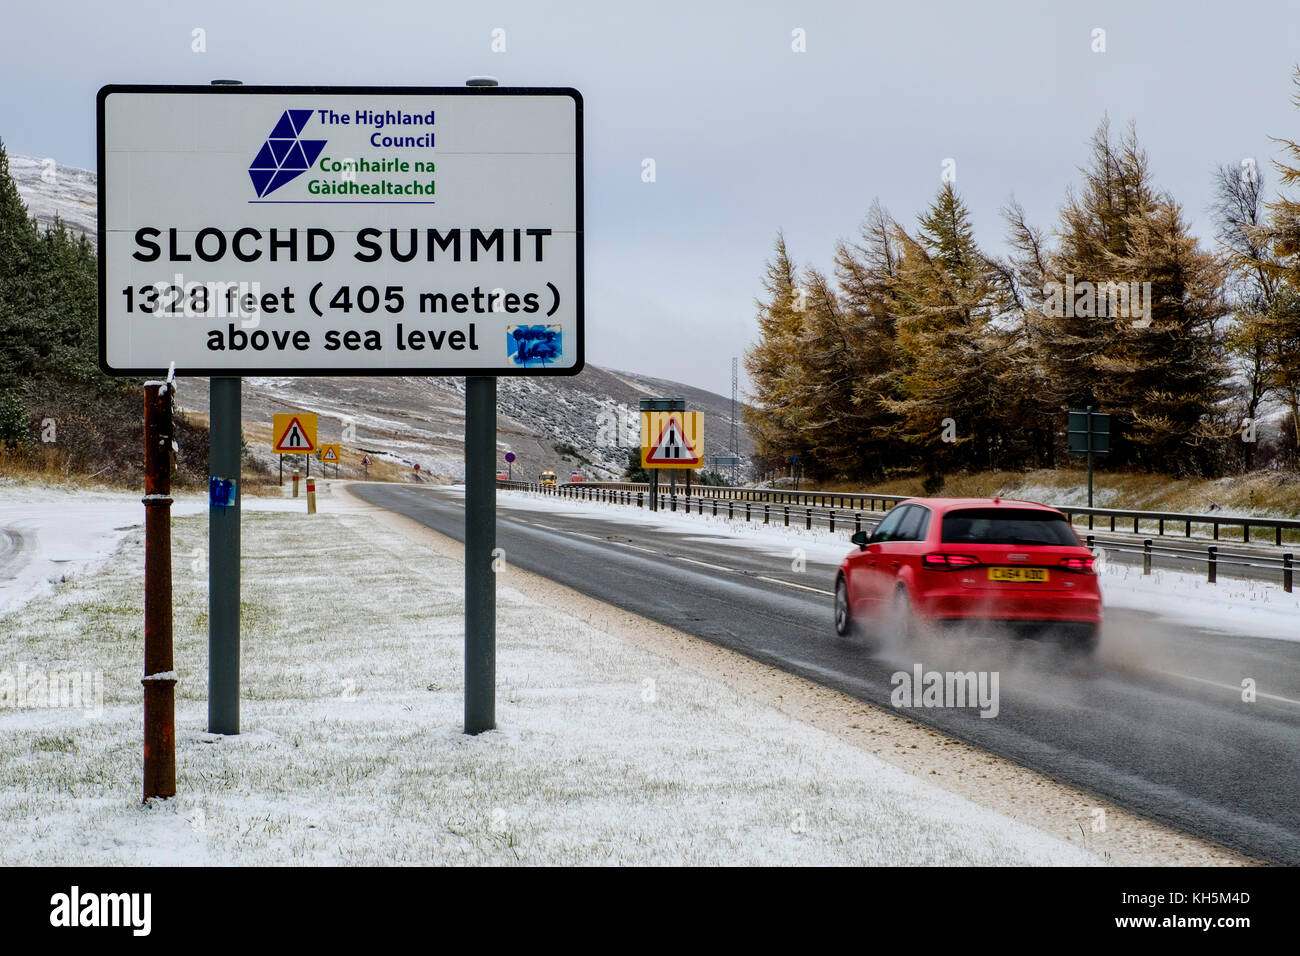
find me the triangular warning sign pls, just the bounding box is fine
[645,416,700,465]
[322,446,339,462]
[274,416,315,453]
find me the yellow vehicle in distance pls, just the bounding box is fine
[539,470,558,487]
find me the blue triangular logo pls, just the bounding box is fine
[249,110,328,198]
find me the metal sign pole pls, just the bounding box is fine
[464,375,496,734]
[208,375,241,734]
[206,79,244,736]
[1086,405,1094,510]
[464,75,499,736]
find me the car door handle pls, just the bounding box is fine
[890,561,901,569]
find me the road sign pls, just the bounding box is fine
[641,411,702,468]
[1068,409,1110,455]
[504,452,516,463]
[708,455,742,466]
[320,443,341,464]
[273,413,317,453]
[97,85,583,376]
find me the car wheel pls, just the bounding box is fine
[890,586,916,641]
[834,575,852,636]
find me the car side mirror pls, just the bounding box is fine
[851,530,869,551]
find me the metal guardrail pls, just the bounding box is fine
[499,478,1300,546]
[495,478,1298,591]
[1083,535,1295,592]
[1059,505,1300,547]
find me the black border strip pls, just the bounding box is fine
[95,84,584,378]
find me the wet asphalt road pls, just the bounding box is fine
[355,482,1300,864]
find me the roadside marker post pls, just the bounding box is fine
[306,476,317,515]
[142,380,177,800]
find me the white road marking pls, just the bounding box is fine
[676,556,739,574]
[1153,669,1300,707]
[756,575,834,596]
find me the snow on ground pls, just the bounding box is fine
[0,482,206,618]
[0,486,1099,865]
[494,489,1300,643]
[1095,559,1300,642]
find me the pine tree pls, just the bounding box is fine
[1248,66,1300,458]
[1100,199,1228,472]
[831,203,912,477]
[1041,121,1227,473]
[743,233,807,472]
[0,140,42,391]
[883,184,1015,473]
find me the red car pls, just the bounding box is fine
[834,497,1102,649]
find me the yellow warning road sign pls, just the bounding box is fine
[273,413,318,454]
[641,411,702,468]
[320,443,341,464]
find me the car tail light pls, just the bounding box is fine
[1058,555,1096,573]
[923,553,980,570]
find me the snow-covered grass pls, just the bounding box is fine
[495,489,1300,643]
[1095,557,1300,642]
[0,483,207,617]
[0,489,1099,865]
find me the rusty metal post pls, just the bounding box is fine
[142,382,177,801]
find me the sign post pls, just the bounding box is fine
[99,79,582,740]
[463,74,499,735]
[208,80,244,737]
[209,375,241,734]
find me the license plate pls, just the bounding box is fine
[988,567,1049,583]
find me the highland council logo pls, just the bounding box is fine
[248,110,326,198]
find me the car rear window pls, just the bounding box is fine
[940,508,1079,546]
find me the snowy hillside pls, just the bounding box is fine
[10,154,96,244]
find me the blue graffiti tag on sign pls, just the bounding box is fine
[507,325,562,368]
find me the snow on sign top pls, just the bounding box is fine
[641,411,703,469]
[96,85,583,377]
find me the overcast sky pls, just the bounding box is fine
[4,0,1300,397]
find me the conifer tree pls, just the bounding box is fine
[883,184,1014,472]
[1041,121,1227,473]
[744,233,807,472]
[1248,66,1300,457]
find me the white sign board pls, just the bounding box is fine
[97,85,583,376]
